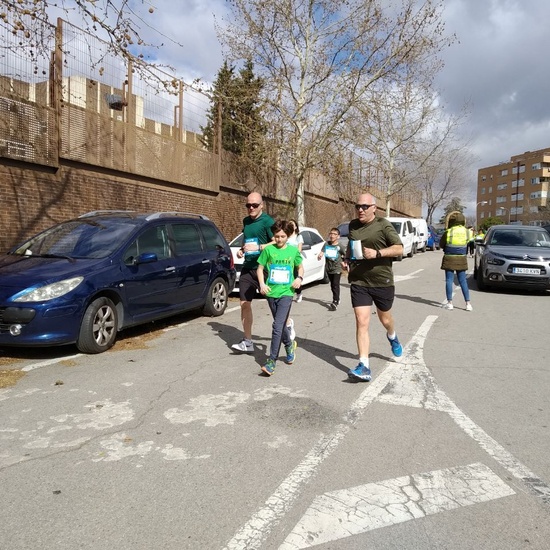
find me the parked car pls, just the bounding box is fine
[473,224,550,291]
[229,226,327,290]
[427,225,442,251]
[0,211,236,353]
[410,218,429,253]
[385,217,415,258]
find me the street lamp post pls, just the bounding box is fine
[499,206,510,224]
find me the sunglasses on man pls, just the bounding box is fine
[246,203,261,209]
[355,204,375,210]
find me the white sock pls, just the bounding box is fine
[387,332,396,340]
[359,357,369,367]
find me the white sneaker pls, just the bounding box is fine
[444,303,454,310]
[231,339,254,353]
[287,318,296,341]
[466,303,473,311]
[296,294,303,303]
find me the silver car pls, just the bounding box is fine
[474,225,550,291]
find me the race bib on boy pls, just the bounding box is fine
[325,245,339,260]
[267,264,292,285]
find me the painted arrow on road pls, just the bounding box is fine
[279,462,514,549]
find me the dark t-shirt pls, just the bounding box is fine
[242,212,275,270]
[347,217,402,287]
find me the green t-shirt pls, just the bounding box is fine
[257,244,303,298]
[242,212,275,270]
[347,217,402,287]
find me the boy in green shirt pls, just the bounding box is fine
[257,220,304,376]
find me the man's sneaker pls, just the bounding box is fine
[287,318,296,341]
[348,362,371,381]
[296,294,303,303]
[328,302,337,311]
[231,339,254,353]
[387,334,403,357]
[285,341,297,364]
[261,359,276,376]
[466,303,473,311]
[443,302,454,310]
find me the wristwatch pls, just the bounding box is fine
[376,250,382,259]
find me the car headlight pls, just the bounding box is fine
[13,276,84,302]
[486,256,505,266]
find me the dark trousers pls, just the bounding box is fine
[267,296,293,361]
[328,272,341,304]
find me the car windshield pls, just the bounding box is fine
[12,219,139,259]
[489,229,550,247]
[390,222,402,233]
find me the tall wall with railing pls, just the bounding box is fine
[1,15,421,249]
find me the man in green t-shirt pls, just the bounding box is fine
[231,192,275,354]
[344,192,404,382]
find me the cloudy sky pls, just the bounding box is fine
[122,0,550,212]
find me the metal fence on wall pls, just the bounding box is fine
[1,14,219,191]
[1,14,420,215]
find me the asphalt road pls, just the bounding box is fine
[1,250,549,550]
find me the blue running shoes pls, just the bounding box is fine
[262,359,276,376]
[285,341,297,364]
[347,362,371,381]
[387,334,403,357]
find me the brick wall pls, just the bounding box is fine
[0,160,352,251]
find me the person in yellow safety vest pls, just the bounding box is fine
[467,226,475,257]
[439,212,473,311]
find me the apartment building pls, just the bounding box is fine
[477,147,550,226]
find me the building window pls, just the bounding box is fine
[481,187,486,194]
[530,206,539,213]
[496,196,506,203]
[511,193,524,201]
[500,169,508,176]
[497,183,507,190]
[512,179,524,188]
[481,175,486,181]
[532,162,541,170]
[531,177,540,184]
[511,206,524,215]
[488,186,492,193]
[512,164,525,175]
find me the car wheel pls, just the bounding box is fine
[473,262,478,280]
[407,248,413,258]
[477,268,488,291]
[77,297,118,354]
[203,277,228,316]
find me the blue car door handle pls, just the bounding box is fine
[165,266,176,272]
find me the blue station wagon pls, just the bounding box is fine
[0,211,236,353]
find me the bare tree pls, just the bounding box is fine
[346,63,471,218]
[421,140,473,225]
[1,0,182,87]
[217,0,452,226]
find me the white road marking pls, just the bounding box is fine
[279,463,515,549]
[221,317,436,550]
[378,350,550,504]
[394,269,424,282]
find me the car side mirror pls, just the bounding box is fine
[135,252,158,264]
[302,244,312,251]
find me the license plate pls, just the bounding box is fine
[513,267,540,275]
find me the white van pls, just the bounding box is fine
[385,217,415,258]
[410,218,429,253]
